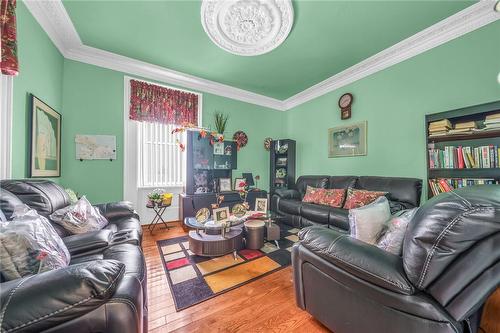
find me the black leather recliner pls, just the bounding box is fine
[272,175,422,229]
[0,179,147,333]
[293,185,500,333]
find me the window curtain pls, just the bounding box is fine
[1,0,18,76]
[129,79,198,126]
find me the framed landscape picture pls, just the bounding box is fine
[30,95,61,177]
[328,121,367,158]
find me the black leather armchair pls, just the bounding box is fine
[293,185,500,333]
[0,180,147,333]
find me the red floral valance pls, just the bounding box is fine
[129,79,199,126]
[1,0,18,76]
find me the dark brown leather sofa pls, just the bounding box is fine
[293,185,500,333]
[0,179,147,333]
[271,175,423,229]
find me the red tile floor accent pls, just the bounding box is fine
[239,249,264,260]
[166,257,190,270]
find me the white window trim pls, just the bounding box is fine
[123,76,202,203]
[0,75,13,180]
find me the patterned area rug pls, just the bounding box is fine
[157,224,299,311]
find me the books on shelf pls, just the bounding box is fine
[428,119,452,137]
[428,178,498,196]
[428,145,500,169]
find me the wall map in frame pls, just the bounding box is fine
[75,135,117,160]
[328,121,367,158]
[30,95,61,177]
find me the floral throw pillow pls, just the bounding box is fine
[343,188,387,210]
[302,186,325,204]
[318,189,346,208]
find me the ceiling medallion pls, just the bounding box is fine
[201,0,294,56]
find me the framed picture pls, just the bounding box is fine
[328,121,367,158]
[218,177,232,192]
[213,207,230,223]
[213,142,224,155]
[234,177,246,191]
[30,95,61,177]
[255,198,268,213]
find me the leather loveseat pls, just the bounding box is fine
[293,185,500,333]
[271,175,422,229]
[0,179,147,333]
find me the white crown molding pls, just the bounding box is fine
[283,1,500,109]
[24,0,499,112]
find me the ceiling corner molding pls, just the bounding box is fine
[23,0,81,56]
[24,0,286,111]
[25,0,499,112]
[283,1,500,110]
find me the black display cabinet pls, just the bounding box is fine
[185,131,237,195]
[270,139,296,196]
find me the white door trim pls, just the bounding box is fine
[0,75,13,180]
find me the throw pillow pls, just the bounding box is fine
[0,205,70,281]
[377,208,418,256]
[349,196,391,245]
[317,188,346,208]
[302,186,325,204]
[343,188,387,210]
[50,196,108,234]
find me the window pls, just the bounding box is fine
[137,122,186,187]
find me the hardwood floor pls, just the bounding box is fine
[143,222,328,333]
[143,223,499,333]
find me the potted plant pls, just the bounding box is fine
[214,112,229,135]
[147,189,165,207]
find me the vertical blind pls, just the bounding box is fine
[137,122,185,187]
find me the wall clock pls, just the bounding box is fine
[338,93,353,120]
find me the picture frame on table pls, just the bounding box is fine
[213,207,230,223]
[255,198,268,213]
[218,177,232,192]
[328,121,367,158]
[234,177,246,191]
[30,95,61,177]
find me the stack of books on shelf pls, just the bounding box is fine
[428,178,499,196]
[484,112,500,131]
[428,145,500,169]
[447,121,476,135]
[428,119,452,137]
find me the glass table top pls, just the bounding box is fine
[184,211,281,230]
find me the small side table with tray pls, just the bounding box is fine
[146,201,172,233]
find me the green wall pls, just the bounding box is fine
[60,60,284,203]
[285,20,500,198]
[12,2,64,179]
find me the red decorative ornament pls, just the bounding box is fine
[232,131,248,151]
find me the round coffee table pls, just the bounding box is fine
[184,217,245,259]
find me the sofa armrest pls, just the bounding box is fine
[94,201,138,221]
[299,226,415,295]
[0,260,124,333]
[63,230,113,255]
[274,189,301,200]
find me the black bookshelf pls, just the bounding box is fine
[185,131,237,195]
[270,139,296,196]
[425,100,500,198]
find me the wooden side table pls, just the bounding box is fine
[146,202,171,233]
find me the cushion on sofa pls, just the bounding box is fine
[301,203,330,224]
[318,188,346,208]
[295,176,330,198]
[377,208,418,256]
[279,198,303,215]
[302,186,325,204]
[343,188,387,210]
[349,196,391,245]
[0,205,71,281]
[50,196,109,234]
